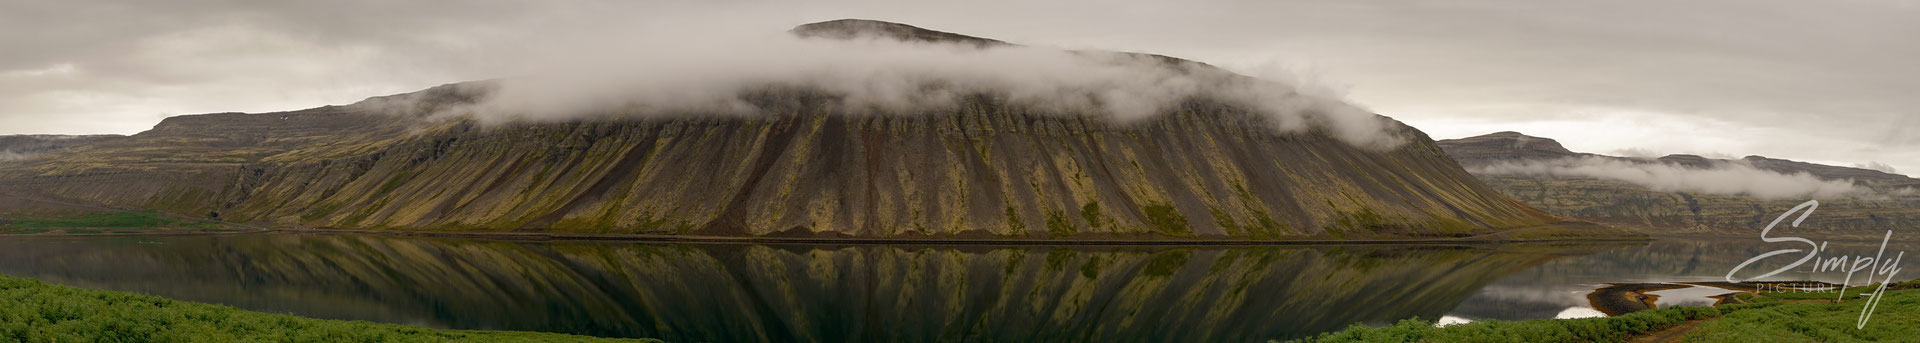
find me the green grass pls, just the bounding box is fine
[1292,284,1920,343]
[1678,285,1920,342]
[1044,210,1076,237]
[1290,303,1748,343]
[0,229,51,235]
[1079,201,1103,231]
[1,210,230,231]
[3,211,176,228]
[0,274,658,342]
[1141,203,1191,236]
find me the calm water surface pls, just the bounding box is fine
[0,233,1908,342]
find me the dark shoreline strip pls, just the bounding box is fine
[277,228,1651,246]
[0,230,262,238]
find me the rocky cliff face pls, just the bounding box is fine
[0,20,1575,240]
[1439,132,1920,237]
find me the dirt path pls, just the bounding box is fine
[1627,319,1705,343]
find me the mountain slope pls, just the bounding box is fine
[0,20,1586,240]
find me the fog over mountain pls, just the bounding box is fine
[1439,131,1920,236]
[420,21,1405,149]
[0,20,1589,240]
[1469,156,1865,200]
[2,0,1914,172]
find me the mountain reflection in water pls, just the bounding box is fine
[1444,238,1920,322]
[0,233,1626,342]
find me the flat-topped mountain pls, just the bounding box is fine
[791,19,1010,47]
[0,20,1604,240]
[1739,155,1911,182]
[1434,131,1585,164]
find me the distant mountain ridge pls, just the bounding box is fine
[791,19,1011,47]
[0,20,1611,241]
[1434,131,1585,163]
[1440,131,1912,182]
[1438,131,1920,237]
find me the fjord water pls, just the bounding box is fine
[0,233,1904,342]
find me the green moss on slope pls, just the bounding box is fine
[1080,201,1104,231]
[1142,203,1192,236]
[1045,210,1076,237]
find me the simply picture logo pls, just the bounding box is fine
[1725,200,1905,329]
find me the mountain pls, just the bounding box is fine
[1441,131,1913,188]
[1739,155,1913,183]
[0,20,1603,240]
[791,19,1011,47]
[1439,131,1920,237]
[1434,131,1586,163]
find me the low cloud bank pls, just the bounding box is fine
[1472,156,1864,200]
[1609,147,1662,158]
[398,29,1406,149]
[1854,161,1899,174]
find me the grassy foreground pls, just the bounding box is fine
[1292,283,1920,343]
[0,274,657,342]
[1679,285,1920,342]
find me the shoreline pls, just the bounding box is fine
[275,226,1651,246]
[0,228,262,238]
[0,226,1653,246]
[1645,233,1906,243]
[1586,280,1852,317]
[0,192,1651,246]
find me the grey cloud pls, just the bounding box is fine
[0,0,1912,166]
[1610,147,1663,158]
[430,31,1406,149]
[1854,161,1900,174]
[0,151,31,161]
[1472,156,1867,200]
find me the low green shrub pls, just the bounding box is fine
[1291,303,1746,343]
[0,274,657,342]
[1679,288,1920,342]
[4,211,176,228]
[1291,286,1920,343]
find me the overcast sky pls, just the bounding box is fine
[2,0,1915,172]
